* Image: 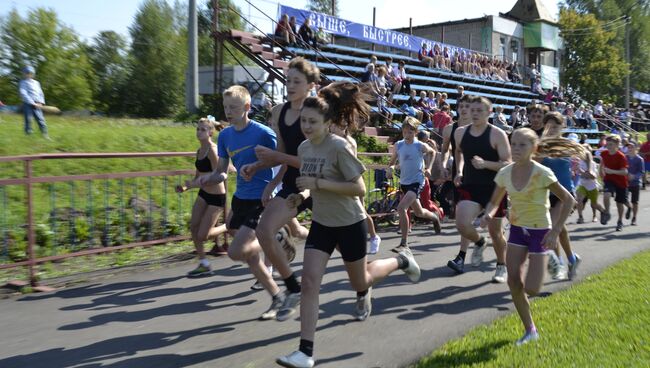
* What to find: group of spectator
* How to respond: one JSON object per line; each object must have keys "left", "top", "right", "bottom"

{"left": 417, "top": 42, "right": 521, "bottom": 83}
{"left": 275, "top": 14, "right": 330, "bottom": 49}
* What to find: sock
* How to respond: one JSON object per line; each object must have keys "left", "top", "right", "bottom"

{"left": 528, "top": 324, "right": 537, "bottom": 333}
{"left": 475, "top": 237, "right": 486, "bottom": 247}
{"left": 272, "top": 292, "right": 283, "bottom": 302}
{"left": 299, "top": 339, "right": 314, "bottom": 357}
{"left": 396, "top": 253, "right": 410, "bottom": 270}
{"left": 200, "top": 258, "right": 210, "bottom": 267}
{"left": 567, "top": 253, "right": 576, "bottom": 265}
{"left": 457, "top": 251, "right": 467, "bottom": 261}
{"left": 357, "top": 289, "right": 368, "bottom": 297}
{"left": 284, "top": 273, "right": 301, "bottom": 294}
{"left": 496, "top": 262, "right": 505, "bottom": 266}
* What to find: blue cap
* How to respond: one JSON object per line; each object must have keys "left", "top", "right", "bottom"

{"left": 23, "top": 66, "right": 35, "bottom": 74}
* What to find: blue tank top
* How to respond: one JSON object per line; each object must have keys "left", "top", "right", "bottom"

{"left": 396, "top": 139, "right": 425, "bottom": 185}
{"left": 542, "top": 157, "right": 575, "bottom": 193}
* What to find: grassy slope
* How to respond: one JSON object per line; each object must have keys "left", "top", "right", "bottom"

{"left": 414, "top": 250, "right": 650, "bottom": 368}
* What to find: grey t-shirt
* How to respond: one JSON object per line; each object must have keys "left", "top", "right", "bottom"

{"left": 298, "top": 133, "right": 366, "bottom": 227}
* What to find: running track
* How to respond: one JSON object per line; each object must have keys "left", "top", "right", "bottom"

{"left": 1, "top": 195, "right": 649, "bottom": 368}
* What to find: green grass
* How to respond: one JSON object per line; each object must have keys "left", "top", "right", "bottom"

{"left": 413, "top": 250, "right": 650, "bottom": 368}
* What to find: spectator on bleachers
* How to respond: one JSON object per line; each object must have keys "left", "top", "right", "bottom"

{"left": 442, "top": 46, "right": 452, "bottom": 71}
{"left": 298, "top": 18, "right": 317, "bottom": 49}
{"left": 519, "top": 106, "right": 529, "bottom": 126}
{"left": 492, "top": 106, "right": 511, "bottom": 133}
{"left": 275, "top": 14, "right": 296, "bottom": 46}
{"left": 633, "top": 105, "right": 647, "bottom": 131}
{"left": 361, "top": 63, "right": 377, "bottom": 84}
{"left": 431, "top": 43, "right": 443, "bottom": 70}
{"left": 527, "top": 63, "right": 540, "bottom": 85}
{"left": 564, "top": 105, "right": 576, "bottom": 128}
{"left": 452, "top": 51, "right": 463, "bottom": 74}
{"left": 508, "top": 62, "right": 522, "bottom": 83}
{"left": 593, "top": 100, "right": 605, "bottom": 117}
{"left": 418, "top": 42, "right": 435, "bottom": 69}
{"left": 433, "top": 105, "right": 452, "bottom": 134}
{"left": 510, "top": 106, "right": 523, "bottom": 129}
{"left": 404, "top": 89, "right": 423, "bottom": 121}
{"left": 376, "top": 87, "right": 393, "bottom": 125}
{"left": 456, "top": 85, "right": 465, "bottom": 99}
{"left": 532, "top": 77, "right": 545, "bottom": 97}
{"left": 375, "top": 66, "right": 393, "bottom": 103}
{"left": 383, "top": 57, "right": 395, "bottom": 94}
{"left": 438, "top": 93, "right": 449, "bottom": 109}
{"left": 426, "top": 91, "right": 437, "bottom": 111}
{"left": 289, "top": 16, "right": 299, "bottom": 35}
{"left": 315, "top": 27, "right": 330, "bottom": 45}
{"left": 417, "top": 90, "right": 433, "bottom": 123}
{"left": 395, "top": 60, "right": 411, "bottom": 94}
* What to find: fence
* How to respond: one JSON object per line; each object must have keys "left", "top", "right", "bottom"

{"left": 0, "top": 151, "right": 394, "bottom": 289}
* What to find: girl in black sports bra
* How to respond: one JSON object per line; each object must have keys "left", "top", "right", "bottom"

{"left": 177, "top": 117, "right": 227, "bottom": 277}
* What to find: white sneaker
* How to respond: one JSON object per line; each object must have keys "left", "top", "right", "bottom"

{"left": 398, "top": 248, "right": 421, "bottom": 283}
{"left": 354, "top": 287, "right": 372, "bottom": 321}
{"left": 260, "top": 294, "right": 284, "bottom": 320}
{"left": 492, "top": 264, "right": 507, "bottom": 283}
{"left": 276, "top": 291, "right": 301, "bottom": 321}
{"left": 368, "top": 235, "right": 381, "bottom": 255}
{"left": 276, "top": 350, "right": 314, "bottom": 368}
{"left": 548, "top": 253, "right": 566, "bottom": 280}
{"left": 568, "top": 254, "right": 582, "bottom": 280}
{"left": 471, "top": 238, "right": 487, "bottom": 267}
{"left": 516, "top": 330, "right": 539, "bottom": 346}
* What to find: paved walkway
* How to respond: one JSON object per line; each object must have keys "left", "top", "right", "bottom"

{"left": 1, "top": 195, "right": 649, "bottom": 368}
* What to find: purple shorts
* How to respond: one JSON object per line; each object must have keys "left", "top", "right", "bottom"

{"left": 508, "top": 225, "right": 550, "bottom": 254}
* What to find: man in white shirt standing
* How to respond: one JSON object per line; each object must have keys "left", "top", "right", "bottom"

{"left": 19, "top": 66, "right": 50, "bottom": 139}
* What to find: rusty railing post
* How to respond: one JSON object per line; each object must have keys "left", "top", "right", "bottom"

{"left": 25, "top": 159, "right": 37, "bottom": 286}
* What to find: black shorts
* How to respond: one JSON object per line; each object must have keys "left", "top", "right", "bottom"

{"left": 603, "top": 180, "right": 628, "bottom": 204}
{"left": 400, "top": 182, "right": 424, "bottom": 196}
{"left": 457, "top": 183, "right": 507, "bottom": 218}
{"left": 629, "top": 186, "right": 640, "bottom": 204}
{"left": 305, "top": 219, "right": 367, "bottom": 262}
{"left": 276, "top": 187, "right": 313, "bottom": 214}
{"left": 228, "top": 196, "right": 264, "bottom": 230}
{"left": 549, "top": 191, "right": 575, "bottom": 208}
{"left": 198, "top": 189, "right": 226, "bottom": 207}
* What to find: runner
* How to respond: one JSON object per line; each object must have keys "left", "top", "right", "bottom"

{"left": 526, "top": 103, "right": 548, "bottom": 138}
{"left": 575, "top": 149, "right": 606, "bottom": 225}
{"left": 240, "top": 57, "right": 320, "bottom": 321}
{"left": 193, "top": 85, "right": 284, "bottom": 320}
{"left": 625, "top": 142, "right": 644, "bottom": 226}
{"left": 539, "top": 111, "right": 583, "bottom": 280}
{"left": 599, "top": 135, "right": 629, "bottom": 232}
{"left": 481, "top": 128, "right": 576, "bottom": 346}
{"left": 276, "top": 82, "right": 421, "bottom": 368}
{"left": 453, "top": 96, "right": 511, "bottom": 283}
{"left": 177, "top": 117, "right": 227, "bottom": 277}
{"left": 387, "top": 116, "right": 440, "bottom": 253}
{"left": 441, "top": 94, "right": 473, "bottom": 273}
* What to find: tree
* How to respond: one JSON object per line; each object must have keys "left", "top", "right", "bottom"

{"left": 86, "top": 31, "right": 130, "bottom": 115}
{"left": 307, "top": 0, "right": 339, "bottom": 16}
{"left": 0, "top": 8, "right": 94, "bottom": 110}
{"left": 127, "top": 0, "right": 187, "bottom": 117}
{"left": 559, "top": 9, "right": 629, "bottom": 104}
{"left": 197, "top": 0, "right": 251, "bottom": 66}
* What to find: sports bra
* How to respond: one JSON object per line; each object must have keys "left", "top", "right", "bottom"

{"left": 195, "top": 150, "right": 212, "bottom": 172}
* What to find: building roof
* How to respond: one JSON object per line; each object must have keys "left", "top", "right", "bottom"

{"left": 504, "top": 0, "right": 556, "bottom": 24}
{"left": 393, "top": 16, "right": 488, "bottom": 32}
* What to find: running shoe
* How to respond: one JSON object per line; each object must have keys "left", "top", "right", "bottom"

{"left": 447, "top": 257, "right": 465, "bottom": 274}
{"left": 276, "top": 351, "right": 314, "bottom": 368}
{"left": 492, "top": 264, "right": 507, "bottom": 283}
{"left": 625, "top": 206, "right": 632, "bottom": 220}
{"left": 250, "top": 280, "right": 264, "bottom": 291}
{"left": 631, "top": 218, "right": 637, "bottom": 226}
{"left": 515, "top": 330, "right": 539, "bottom": 346}
{"left": 470, "top": 238, "right": 487, "bottom": 267}
{"left": 277, "top": 225, "right": 297, "bottom": 262}
{"left": 260, "top": 294, "right": 285, "bottom": 320}
{"left": 432, "top": 215, "right": 442, "bottom": 234}
{"left": 354, "top": 287, "right": 372, "bottom": 321}
{"left": 600, "top": 211, "right": 611, "bottom": 225}
{"left": 576, "top": 216, "right": 584, "bottom": 224}
{"left": 187, "top": 264, "right": 212, "bottom": 278}
{"left": 568, "top": 253, "right": 582, "bottom": 280}
{"left": 547, "top": 253, "right": 566, "bottom": 280}
{"left": 276, "top": 291, "right": 301, "bottom": 321}
{"left": 368, "top": 235, "right": 381, "bottom": 255}
{"left": 399, "top": 248, "right": 421, "bottom": 283}
{"left": 391, "top": 243, "right": 409, "bottom": 254}
{"left": 616, "top": 221, "right": 623, "bottom": 232}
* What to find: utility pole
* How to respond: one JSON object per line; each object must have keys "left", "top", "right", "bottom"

{"left": 331, "top": 0, "right": 336, "bottom": 44}
{"left": 187, "top": 0, "right": 199, "bottom": 113}
{"left": 625, "top": 15, "right": 631, "bottom": 111}
{"left": 372, "top": 7, "right": 376, "bottom": 52}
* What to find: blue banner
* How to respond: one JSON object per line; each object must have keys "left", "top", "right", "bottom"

{"left": 278, "top": 4, "right": 477, "bottom": 58}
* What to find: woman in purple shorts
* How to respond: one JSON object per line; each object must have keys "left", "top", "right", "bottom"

{"left": 481, "top": 128, "right": 576, "bottom": 346}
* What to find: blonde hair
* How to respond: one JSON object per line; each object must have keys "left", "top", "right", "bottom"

{"left": 198, "top": 117, "right": 225, "bottom": 132}
{"left": 606, "top": 135, "right": 621, "bottom": 144}
{"left": 223, "top": 85, "right": 251, "bottom": 105}
{"left": 512, "top": 127, "right": 539, "bottom": 145}
{"left": 402, "top": 116, "right": 420, "bottom": 131}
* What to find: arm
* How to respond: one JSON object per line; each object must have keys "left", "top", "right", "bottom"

{"left": 440, "top": 123, "right": 453, "bottom": 166}
{"left": 18, "top": 80, "right": 35, "bottom": 106}
{"left": 454, "top": 127, "right": 466, "bottom": 186}
{"left": 472, "top": 128, "right": 512, "bottom": 172}
{"left": 386, "top": 147, "right": 399, "bottom": 177}
{"left": 296, "top": 175, "right": 366, "bottom": 197}
{"left": 479, "top": 185, "right": 507, "bottom": 227}
{"left": 254, "top": 104, "right": 300, "bottom": 168}
{"left": 421, "top": 142, "right": 435, "bottom": 174}
{"left": 193, "top": 157, "right": 229, "bottom": 187}
{"left": 542, "top": 182, "right": 577, "bottom": 248}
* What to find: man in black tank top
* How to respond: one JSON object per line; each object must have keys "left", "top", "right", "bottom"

{"left": 440, "top": 95, "right": 473, "bottom": 274}
{"left": 453, "top": 97, "right": 511, "bottom": 283}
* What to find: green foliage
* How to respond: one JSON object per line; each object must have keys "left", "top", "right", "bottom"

{"left": 353, "top": 132, "right": 390, "bottom": 163}
{"left": 559, "top": 9, "right": 629, "bottom": 104}
{"left": 198, "top": 0, "right": 253, "bottom": 67}
{"left": 0, "top": 8, "right": 94, "bottom": 110}
{"left": 86, "top": 31, "right": 130, "bottom": 115}
{"left": 414, "top": 249, "right": 650, "bottom": 367}
{"left": 306, "top": 0, "right": 339, "bottom": 16}
{"left": 126, "top": 0, "right": 187, "bottom": 117}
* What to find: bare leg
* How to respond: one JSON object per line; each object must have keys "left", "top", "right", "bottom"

{"left": 300, "top": 249, "right": 330, "bottom": 342}
{"left": 228, "top": 226, "right": 280, "bottom": 297}
{"left": 255, "top": 196, "right": 298, "bottom": 279}
{"left": 506, "top": 244, "right": 534, "bottom": 331}
{"left": 488, "top": 217, "right": 507, "bottom": 264}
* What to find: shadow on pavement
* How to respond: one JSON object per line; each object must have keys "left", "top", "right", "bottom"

{"left": 413, "top": 340, "right": 510, "bottom": 367}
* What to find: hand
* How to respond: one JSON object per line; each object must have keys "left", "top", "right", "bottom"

{"left": 255, "top": 145, "right": 277, "bottom": 165}
{"left": 471, "top": 155, "right": 485, "bottom": 170}
{"left": 296, "top": 176, "right": 318, "bottom": 191}
{"left": 424, "top": 168, "right": 432, "bottom": 178}
{"left": 240, "top": 163, "right": 256, "bottom": 181}
{"left": 454, "top": 174, "right": 463, "bottom": 187}
{"left": 261, "top": 182, "right": 276, "bottom": 207}
{"left": 286, "top": 193, "right": 304, "bottom": 209}
{"left": 175, "top": 185, "right": 187, "bottom": 193}
{"left": 184, "top": 179, "right": 196, "bottom": 189}
{"left": 541, "top": 229, "right": 560, "bottom": 250}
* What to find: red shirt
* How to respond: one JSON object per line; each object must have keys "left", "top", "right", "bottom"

{"left": 433, "top": 111, "right": 451, "bottom": 130}
{"left": 639, "top": 141, "right": 650, "bottom": 163}
{"left": 600, "top": 150, "right": 628, "bottom": 188}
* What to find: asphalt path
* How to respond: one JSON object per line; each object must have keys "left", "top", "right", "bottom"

{"left": 1, "top": 194, "right": 649, "bottom": 368}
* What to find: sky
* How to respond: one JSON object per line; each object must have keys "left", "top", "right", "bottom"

{"left": 0, "top": 0, "right": 560, "bottom": 42}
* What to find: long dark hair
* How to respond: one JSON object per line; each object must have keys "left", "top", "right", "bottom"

{"left": 302, "top": 81, "right": 371, "bottom": 133}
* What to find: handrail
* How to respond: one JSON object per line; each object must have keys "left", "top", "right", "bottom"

{"left": 0, "top": 152, "right": 195, "bottom": 163}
